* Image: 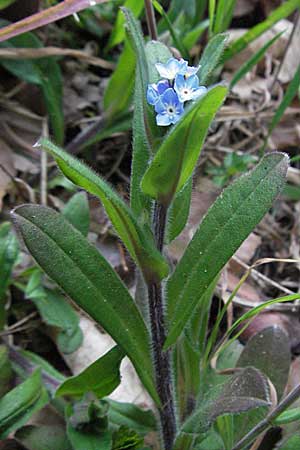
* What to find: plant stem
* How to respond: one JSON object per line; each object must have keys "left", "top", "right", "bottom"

{"left": 232, "top": 383, "right": 300, "bottom": 450}
{"left": 148, "top": 203, "right": 177, "bottom": 450}
{"left": 144, "top": 0, "right": 158, "bottom": 40}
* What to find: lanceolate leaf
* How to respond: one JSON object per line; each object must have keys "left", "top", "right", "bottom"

{"left": 62, "top": 191, "right": 90, "bottom": 237}
{"left": 141, "top": 85, "right": 227, "bottom": 207}
{"left": 166, "top": 178, "right": 192, "bottom": 243}
{"left": 166, "top": 153, "right": 289, "bottom": 348}
{"left": 198, "top": 33, "right": 228, "bottom": 84}
{"left": 12, "top": 205, "right": 158, "bottom": 404}
{"left": 37, "top": 139, "right": 168, "bottom": 282}
{"left": 56, "top": 346, "right": 125, "bottom": 399}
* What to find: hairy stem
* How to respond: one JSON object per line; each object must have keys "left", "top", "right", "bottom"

{"left": 144, "top": 0, "right": 158, "bottom": 40}
{"left": 232, "top": 383, "right": 300, "bottom": 450}
{"left": 148, "top": 203, "right": 177, "bottom": 450}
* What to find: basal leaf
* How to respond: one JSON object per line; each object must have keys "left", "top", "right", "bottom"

{"left": 12, "top": 205, "right": 158, "bottom": 404}
{"left": 237, "top": 326, "right": 290, "bottom": 399}
{"left": 141, "top": 85, "right": 227, "bottom": 206}
{"left": 62, "top": 191, "right": 90, "bottom": 236}
{"left": 37, "top": 138, "right": 168, "bottom": 282}
{"left": 0, "top": 369, "right": 49, "bottom": 438}
{"left": 56, "top": 346, "right": 125, "bottom": 399}
{"left": 15, "top": 424, "right": 72, "bottom": 450}
{"left": 180, "top": 367, "right": 270, "bottom": 436}
{"left": 166, "top": 153, "right": 289, "bottom": 348}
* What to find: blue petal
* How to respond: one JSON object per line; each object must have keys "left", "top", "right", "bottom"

{"left": 161, "top": 88, "right": 180, "bottom": 107}
{"left": 175, "top": 101, "right": 184, "bottom": 115}
{"left": 156, "top": 79, "right": 170, "bottom": 94}
{"left": 154, "top": 97, "right": 166, "bottom": 114}
{"left": 156, "top": 113, "right": 172, "bottom": 126}
{"left": 147, "top": 84, "right": 159, "bottom": 105}
{"left": 174, "top": 74, "right": 185, "bottom": 90}
{"left": 191, "top": 86, "right": 207, "bottom": 100}
{"left": 186, "top": 74, "right": 199, "bottom": 89}
{"left": 155, "top": 58, "right": 188, "bottom": 79}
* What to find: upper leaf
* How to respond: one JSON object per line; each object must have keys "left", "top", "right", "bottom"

{"left": 198, "top": 33, "right": 228, "bottom": 84}
{"left": 12, "top": 205, "right": 158, "bottom": 404}
{"left": 166, "top": 153, "right": 289, "bottom": 348}
{"left": 141, "top": 85, "right": 227, "bottom": 206}
{"left": 37, "top": 138, "right": 168, "bottom": 283}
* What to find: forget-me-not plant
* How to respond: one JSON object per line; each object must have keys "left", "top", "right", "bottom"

{"left": 147, "top": 57, "right": 207, "bottom": 126}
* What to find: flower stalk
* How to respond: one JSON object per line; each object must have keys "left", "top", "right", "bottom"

{"left": 147, "top": 203, "right": 177, "bottom": 450}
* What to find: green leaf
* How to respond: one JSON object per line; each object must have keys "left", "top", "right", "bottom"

{"left": 12, "top": 204, "right": 158, "bottom": 403}
{"left": 112, "top": 426, "right": 144, "bottom": 450}
{"left": 175, "top": 367, "right": 270, "bottom": 446}
{"left": 277, "top": 435, "right": 300, "bottom": 450}
{"left": 182, "top": 19, "right": 209, "bottom": 51}
{"left": 198, "top": 33, "right": 228, "bottom": 84}
{"left": 141, "top": 85, "right": 227, "bottom": 206}
{"left": 62, "top": 191, "right": 90, "bottom": 236}
{"left": 265, "top": 63, "right": 300, "bottom": 146}
{"left": 0, "top": 222, "right": 19, "bottom": 328}
{"left": 25, "top": 270, "right": 83, "bottom": 354}
{"left": 37, "top": 138, "right": 168, "bottom": 283}
{"left": 15, "top": 425, "right": 72, "bottom": 450}
{"left": 0, "top": 369, "right": 49, "bottom": 438}
{"left": 166, "top": 153, "right": 289, "bottom": 348}
{"left": 224, "top": 0, "right": 300, "bottom": 62}
{"left": 237, "top": 326, "right": 291, "bottom": 399}
{"left": 108, "top": 400, "right": 156, "bottom": 435}
{"left": 107, "top": 0, "right": 144, "bottom": 49}
{"left": 0, "top": 345, "right": 13, "bottom": 398}
{"left": 56, "top": 346, "right": 125, "bottom": 399}
{"left": 230, "top": 31, "right": 283, "bottom": 89}
{"left": 0, "top": 0, "right": 16, "bottom": 9}
{"left": 0, "top": 22, "right": 64, "bottom": 144}
{"left": 166, "top": 178, "right": 192, "bottom": 243}
{"left": 103, "top": 40, "right": 136, "bottom": 119}
{"left": 213, "top": 0, "right": 236, "bottom": 35}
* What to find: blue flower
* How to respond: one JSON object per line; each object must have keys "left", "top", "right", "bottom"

{"left": 185, "top": 64, "right": 201, "bottom": 77}
{"left": 154, "top": 88, "right": 184, "bottom": 126}
{"left": 146, "top": 79, "right": 169, "bottom": 105}
{"left": 155, "top": 58, "right": 188, "bottom": 80}
{"left": 174, "top": 74, "right": 207, "bottom": 103}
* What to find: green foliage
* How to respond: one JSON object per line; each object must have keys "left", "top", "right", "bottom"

{"left": 15, "top": 425, "right": 72, "bottom": 450}
{"left": 108, "top": 400, "right": 156, "bottom": 435}
{"left": 0, "top": 0, "right": 16, "bottom": 9}
{"left": 141, "top": 85, "right": 227, "bottom": 206}
{"left": 37, "top": 138, "right": 168, "bottom": 282}
{"left": 230, "top": 31, "right": 283, "bottom": 89}
{"left": 0, "top": 22, "right": 64, "bottom": 144}
{"left": 265, "top": 64, "right": 300, "bottom": 148}
{"left": 206, "top": 153, "right": 256, "bottom": 187}
{"left": 198, "top": 33, "right": 228, "bottom": 84}
{"left": 25, "top": 270, "right": 83, "bottom": 354}
{"left": 212, "top": 0, "right": 237, "bottom": 35}
{"left": 0, "top": 222, "right": 19, "bottom": 329}
{"left": 107, "top": 0, "right": 144, "bottom": 49}
{"left": 166, "top": 153, "right": 289, "bottom": 347}
{"left": 224, "top": 0, "right": 300, "bottom": 62}
{"left": 0, "top": 369, "right": 49, "bottom": 438}
{"left": 166, "top": 178, "right": 192, "bottom": 243}
{"left": 62, "top": 191, "right": 90, "bottom": 237}
{"left": 277, "top": 435, "right": 300, "bottom": 450}
{"left": 56, "top": 346, "right": 125, "bottom": 399}
{"left": 12, "top": 204, "right": 158, "bottom": 403}
{"left": 0, "top": 346, "right": 13, "bottom": 398}
{"left": 104, "top": 40, "right": 136, "bottom": 120}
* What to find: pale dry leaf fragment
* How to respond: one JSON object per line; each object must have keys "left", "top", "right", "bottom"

{"left": 63, "top": 315, "right": 153, "bottom": 409}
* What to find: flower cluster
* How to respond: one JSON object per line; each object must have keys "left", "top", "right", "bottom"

{"left": 147, "top": 57, "right": 207, "bottom": 127}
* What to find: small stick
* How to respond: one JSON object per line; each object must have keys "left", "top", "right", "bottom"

{"left": 144, "top": 0, "right": 158, "bottom": 40}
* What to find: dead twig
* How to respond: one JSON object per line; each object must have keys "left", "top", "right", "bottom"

{"left": 0, "top": 47, "right": 115, "bottom": 70}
